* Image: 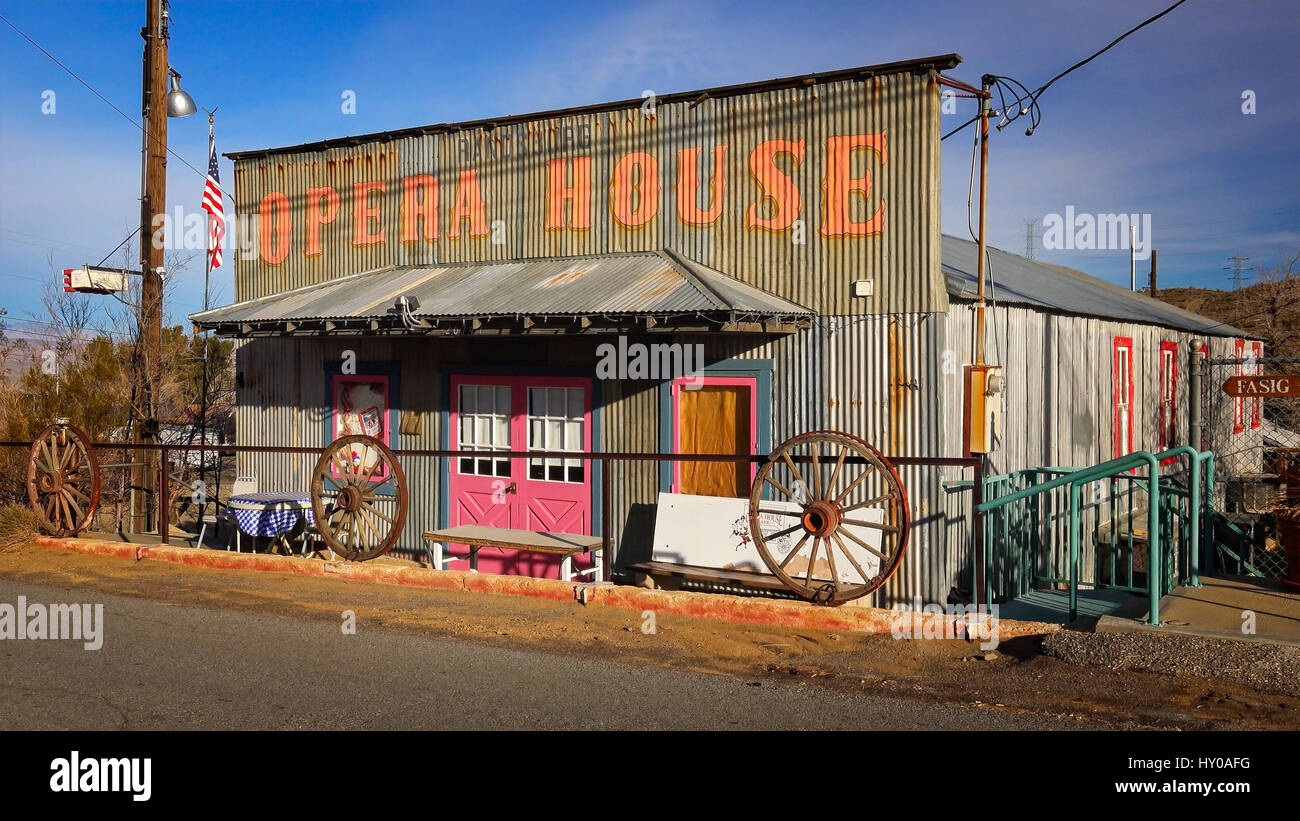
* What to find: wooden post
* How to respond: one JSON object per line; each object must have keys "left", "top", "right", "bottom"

{"left": 133, "top": 0, "right": 168, "bottom": 534}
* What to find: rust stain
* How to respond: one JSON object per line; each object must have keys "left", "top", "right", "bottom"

{"left": 631, "top": 267, "right": 679, "bottom": 301}
{"left": 541, "top": 267, "right": 593, "bottom": 287}
{"left": 889, "top": 316, "right": 905, "bottom": 455}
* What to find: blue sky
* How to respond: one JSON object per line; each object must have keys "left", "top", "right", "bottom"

{"left": 1, "top": 0, "right": 1297, "bottom": 331}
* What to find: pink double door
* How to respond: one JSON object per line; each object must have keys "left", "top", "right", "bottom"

{"left": 447, "top": 374, "right": 593, "bottom": 577}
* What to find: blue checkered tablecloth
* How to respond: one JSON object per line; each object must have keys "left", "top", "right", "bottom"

{"left": 227, "top": 492, "right": 315, "bottom": 538}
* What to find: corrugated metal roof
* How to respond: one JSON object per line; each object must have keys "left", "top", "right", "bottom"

{"left": 941, "top": 235, "right": 1249, "bottom": 337}
{"left": 225, "top": 54, "right": 963, "bottom": 160}
{"left": 190, "top": 250, "right": 811, "bottom": 330}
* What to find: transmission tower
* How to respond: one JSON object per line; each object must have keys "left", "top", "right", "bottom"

{"left": 1226, "top": 255, "right": 1250, "bottom": 290}
{"left": 1024, "top": 219, "right": 1041, "bottom": 260}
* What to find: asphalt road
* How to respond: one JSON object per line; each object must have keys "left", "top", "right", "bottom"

{"left": 0, "top": 578, "right": 1092, "bottom": 730}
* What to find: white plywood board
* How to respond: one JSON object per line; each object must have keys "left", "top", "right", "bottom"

{"left": 651, "top": 492, "right": 883, "bottom": 583}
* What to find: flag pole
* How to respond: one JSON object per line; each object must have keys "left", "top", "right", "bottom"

{"left": 199, "top": 107, "right": 215, "bottom": 527}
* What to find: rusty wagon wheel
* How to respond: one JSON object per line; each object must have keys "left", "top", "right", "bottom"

{"left": 310, "top": 435, "right": 408, "bottom": 562}
{"left": 748, "top": 430, "right": 909, "bottom": 605}
{"left": 26, "top": 422, "right": 100, "bottom": 537}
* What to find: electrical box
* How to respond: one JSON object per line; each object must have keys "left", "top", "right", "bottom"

{"left": 963, "top": 364, "right": 1003, "bottom": 455}
{"left": 851, "top": 279, "right": 874, "bottom": 298}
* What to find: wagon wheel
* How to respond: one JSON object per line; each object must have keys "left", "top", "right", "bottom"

{"left": 748, "top": 430, "right": 909, "bottom": 605}
{"left": 27, "top": 423, "right": 100, "bottom": 537}
{"left": 310, "top": 435, "right": 407, "bottom": 561}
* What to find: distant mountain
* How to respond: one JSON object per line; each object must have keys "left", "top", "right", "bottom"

{"left": 1153, "top": 279, "right": 1300, "bottom": 357}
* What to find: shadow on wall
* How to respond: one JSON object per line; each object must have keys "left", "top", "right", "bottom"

{"left": 617, "top": 502, "right": 657, "bottom": 572}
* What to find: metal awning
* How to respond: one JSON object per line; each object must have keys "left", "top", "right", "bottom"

{"left": 191, "top": 250, "right": 812, "bottom": 337}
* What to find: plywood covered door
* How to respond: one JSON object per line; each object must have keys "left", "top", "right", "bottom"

{"left": 672, "top": 376, "right": 757, "bottom": 498}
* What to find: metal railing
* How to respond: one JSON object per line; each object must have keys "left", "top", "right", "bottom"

{"left": 975, "top": 447, "right": 1214, "bottom": 625}
{"left": 3, "top": 438, "right": 981, "bottom": 585}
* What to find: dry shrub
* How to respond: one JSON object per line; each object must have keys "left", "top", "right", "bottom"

{"left": 0, "top": 503, "right": 39, "bottom": 552}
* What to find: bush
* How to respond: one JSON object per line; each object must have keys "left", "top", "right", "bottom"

{"left": 0, "top": 503, "right": 40, "bottom": 552}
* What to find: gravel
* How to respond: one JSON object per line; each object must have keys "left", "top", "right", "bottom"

{"left": 1042, "top": 629, "right": 1300, "bottom": 697}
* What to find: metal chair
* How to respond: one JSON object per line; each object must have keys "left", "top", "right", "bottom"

{"left": 196, "top": 475, "right": 258, "bottom": 550}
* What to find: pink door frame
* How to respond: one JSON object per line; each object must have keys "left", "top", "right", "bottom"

{"left": 447, "top": 373, "right": 594, "bottom": 577}
{"left": 669, "top": 375, "right": 758, "bottom": 493}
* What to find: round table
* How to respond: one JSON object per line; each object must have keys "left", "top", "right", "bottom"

{"left": 227, "top": 492, "right": 317, "bottom": 555}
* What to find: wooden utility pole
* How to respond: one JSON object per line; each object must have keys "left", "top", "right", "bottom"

{"left": 132, "top": 0, "right": 168, "bottom": 533}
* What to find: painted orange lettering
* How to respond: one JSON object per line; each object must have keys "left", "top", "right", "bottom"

{"left": 448, "top": 170, "right": 489, "bottom": 239}
{"left": 746, "top": 140, "right": 804, "bottom": 232}
{"left": 259, "top": 191, "right": 291, "bottom": 265}
{"left": 352, "top": 181, "right": 386, "bottom": 246}
{"left": 545, "top": 157, "right": 592, "bottom": 230}
{"left": 610, "top": 152, "right": 660, "bottom": 229}
{"left": 675, "top": 146, "right": 727, "bottom": 226}
{"left": 304, "top": 187, "right": 339, "bottom": 257}
{"left": 400, "top": 174, "right": 438, "bottom": 244}
{"left": 821, "top": 132, "right": 887, "bottom": 237}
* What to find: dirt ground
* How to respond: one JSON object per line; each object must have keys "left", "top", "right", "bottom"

{"left": 2, "top": 542, "right": 1296, "bottom": 729}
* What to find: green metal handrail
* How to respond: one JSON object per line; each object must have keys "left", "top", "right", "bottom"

{"left": 975, "top": 447, "right": 1214, "bottom": 625}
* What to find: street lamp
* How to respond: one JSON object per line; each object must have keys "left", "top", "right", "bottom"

{"left": 166, "top": 68, "right": 196, "bottom": 117}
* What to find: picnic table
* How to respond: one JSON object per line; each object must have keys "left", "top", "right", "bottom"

{"left": 227, "top": 492, "right": 317, "bottom": 555}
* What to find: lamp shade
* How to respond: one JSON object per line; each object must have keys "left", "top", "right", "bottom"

{"left": 167, "top": 71, "right": 197, "bottom": 118}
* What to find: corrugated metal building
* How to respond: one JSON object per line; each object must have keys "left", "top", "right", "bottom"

{"left": 192, "top": 53, "right": 1256, "bottom": 606}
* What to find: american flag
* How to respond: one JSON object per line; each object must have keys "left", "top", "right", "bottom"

{"left": 201, "top": 123, "right": 225, "bottom": 270}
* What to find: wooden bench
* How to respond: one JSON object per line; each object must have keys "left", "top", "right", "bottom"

{"left": 422, "top": 525, "right": 605, "bottom": 583}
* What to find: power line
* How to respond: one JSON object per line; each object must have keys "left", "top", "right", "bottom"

{"left": 1032, "top": 0, "right": 1189, "bottom": 107}
{"left": 991, "top": 0, "right": 1190, "bottom": 136}
{"left": 0, "top": 12, "right": 233, "bottom": 201}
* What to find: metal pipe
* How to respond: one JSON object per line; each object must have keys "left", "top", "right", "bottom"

{"left": 1069, "top": 482, "right": 1080, "bottom": 621}
{"left": 600, "top": 455, "right": 611, "bottom": 582}
{"left": 1189, "top": 342, "right": 1204, "bottom": 451}
{"left": 974, "top": 76, "right": 991, "bottom": 366}
{"left": 0, "top": 440, "right": 979, "bottom": 468}
{"left": 158, "top": 447, "right": 169, "bottom": 545}
{"left": 972, "top": 459, "right": 985, "bottom": 608}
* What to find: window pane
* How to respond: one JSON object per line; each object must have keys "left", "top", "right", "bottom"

{"left": 548, "top": 389, "right": 564, "bottom": 418}
{"left": 495, "top": 386, "right": 510, "bottom": 415}
{"left": 495, "top": 459, "right": 510, "bottom": 477}
{"left": 530, "top": 388, "right": 545, "bottom": 416}
{"left": 459, "top": 457, "right": 473, "bottom": 474}
{"left": 459, "top": 385, "right": 475, "bottom": 415}
{"left": 493, "top": 416, "right": 509, "bottom": 448}
{"left": 477, "top": 385, "right": 493, "bottom": 414}
{"left": 548, "top": 464, "right": 563, "bottom": 481}
{"left": 567, "top": 463, "right": 583, "bottom": 483}
{"left": 567, "top": 388, "right": 583, "bottom": 420}
{"left": 547, "top": 419, "right": 562, "bottom": 447}
{"left": 475, "top": 416, "right": 489, "bottom": 444}
{"left": 529, "top": 419, "right": 544, "bottom": 449}
{"left": 565, "top": 420, "right": 582, "bottom": 450}
{"left": 458, "top": 417, "right": 472, "bottom": 447}
{"left": 529, "top": 461, "right": 544, "bottom": 480}
{"left": 477, "top": 458, "right": 491, "bottom": 475}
